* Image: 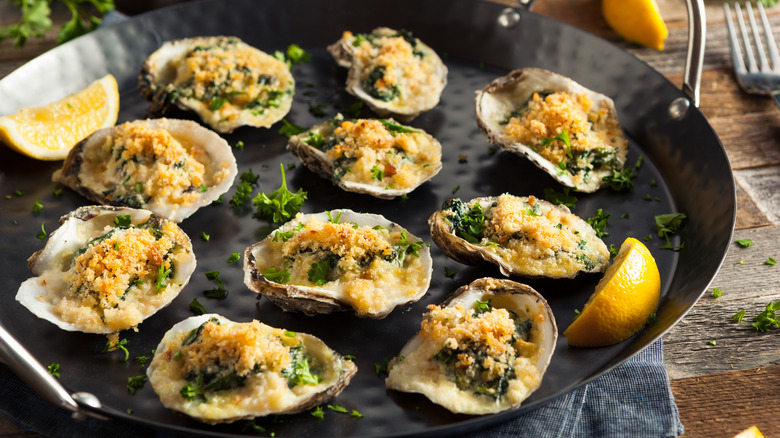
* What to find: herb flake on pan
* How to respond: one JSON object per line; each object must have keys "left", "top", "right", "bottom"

{"left": 204, "top": 271, "right": 228, "bottom": 299}
{"left": 736, "top": 239, "right": 754, "bottom": 248}
{"left": 655, "top": 213, "right": 687, "bottom": 250}
{"left": 543, "top": 187, "right": 577, "bottom": 210}
{"left": 103, "top": 338, "right": 129, "bottom": 362}
{"left": 227, "top": 252, "right": 241, "bottom": 263}
{"left": 586, "top": 209, "right": 611, "bottom": 238}
{"left": 127, "top": 375, "right": 147, "bottom": 395}
{"left": 189, "top": 297, "right": 207, "bottom": 315}
{"left": 602, "top": 167, "right": 637, "bottom": 191}
{"left": 47, "top": 363, "right": 60, "bottom": 378}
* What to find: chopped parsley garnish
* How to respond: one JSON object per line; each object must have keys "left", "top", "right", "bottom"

{"left": 732, "top": 310, "right": 747, "bottom": 323}
{"left": 231, "top": 181, "right": 254, "bottom": 210}
{"left": 311, "top": 406, "right": 325, "bottom": 420}
{"left": 278, "top": 119, "right": 306, "bottom": 138}
{"left": 446, "top": 199, "right": 486, "bottom": 244}
{"left": 200, "top": 183, "right": 208, "bottom": 193}
{"left": 543, "top": 187, "right": 577, "bottom": 210}
{"left": 343, "top": 101, "right": 364, "bottom": 118}
{"left": 227, "top": 252, "right": 241, "bottom": 263}
{"left": 540, "top": 129, "right": 572, "bottom": 158}
{"left": 242, "top": 421, "right": 266, "bottom": 433}
{"left": 444, "top": 266, "right": 457, "bottom": 279}
{"left": 304, "top": 132, "right": 325, "bottom": 148}
{"left": 350, "top": 410, "right": 364, "bottom": 419}
{"left": 286, "top": 44, "right": 310, "bottom": 64}
{"left": 452, "top": 185, "right": 460, "bottom": 194}
{"left": 634, "top": 155, "right": 644, "bottom": 169}
{"left": 708, "top": 340, "right": 716, "bottom": 346}
{"left": 156, "top": 263, "right": 172, "bottom": 292}
{"left": 253, "top": 164, "right": 307, "bottom": 223}
{"left": 371, "top": 164, "right": 384, "bottom": 181}
{"left": 586, "top": 209, "right": 611, "bottom": 238}
{"left": 643, "top": 194, "right": 652, "bottom": 201}
{"left": 234, "top": 140, "right": 245, "bottom": 149}
{"left": 736, "top": 239, "right": 754, "bottom": 248}
{"left": 655, "top": 213, "right": 687, "bottom": 250}
{"left": 621, "top": 212, "right": 630, "bottom": 219}
{"left": 609, "top": 244, "right": 619, "bottom": 258}
{"left": 766, "top": 257, "right": 777, "bottom": 266}
{"left": 602, "top": 167, "right": 637, "bottom": 191}
{"left": 102, "top": 338, "right": 129, "bottom": 362}
{"left": 379, "top": 119, "right": 420, "bottom": 134}
{"left": 36, "top": 223, "right": 46, "bottom": 239}
{"left": 474, "top": 299, "right": 492, "bottom": 316}
{"left": 241, "top": 168, "right": 260, "bottom": 185}
{"left": 200, "top": 232, "right": 210, "bottom": 242}
{"left": 327, "top": 404, "right": 348, "bottom": 414}
{"left": 204, "top": 271, "right": 228, "bottom": 299}
{"left": 284, "top": 331, "right": 296, "bottom": 337}
{"left": 209, "top": 98, "right": 227, "bottom": 110}
{"left": 212, "top": 195, "right": 223, "bottom": 205}
{"left": 263, "top": 267, "right": 290, "bottom": 283}
{"left": 47, "top": 363, "right": 60, "bottom": 378}
{"left": 180, "top": 381, "right": 202, "bottom": 401}
{"left": 114, "top": 215, "right": 132, "bottom": 227}
{"left": 374, "top": 358, "right": 389, "bottom": 376}
{"left": 751, "top": 300, "right": 780, "bottom": 332}
{"left": 643, "top": 234, "right": 653, "bottom": 241}
{"left": 713, "top": 288, "right": 722, "bottom": 299}
{"left": 646, "top": 312, "right": 657, "bottom": 325}
{"left": 14, "top": 190, "right": 24, "bottom": 197}
{"left": 650, "top": 179, "right": 658, "bottom": 187}
{"left": 127, "top": 375, "right": 147, "bottom": 395}
{"left": 189, "top": 297, "right": 207, "bottom": 315}
{"left": 326, "top": 210, "right": 342, "bottom": 223}
{"left": 32, "top": 200, "right": 42, "bottom": 214}
{"left": 308, "top": 259, "right": 332, "bottom": 285}
{"left": 52, "top": 187, "right": 63, "bottom": 197}
{"left": 135, "top": 355, "right": 150, "bottom": 367}
{"left": 282, "top": 346, "right": 322, "bottom": 388}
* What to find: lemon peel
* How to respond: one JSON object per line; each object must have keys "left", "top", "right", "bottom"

{"left": 602, "top": 0, "right": 669, "bottom": 51}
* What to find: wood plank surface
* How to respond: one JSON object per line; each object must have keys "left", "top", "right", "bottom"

{"left": 2, "top": 1, "right": 780, "bottom": 437}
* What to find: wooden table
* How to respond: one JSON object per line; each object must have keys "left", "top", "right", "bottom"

{"left": 1, "top": 1, "right": 778, "bottom": 436}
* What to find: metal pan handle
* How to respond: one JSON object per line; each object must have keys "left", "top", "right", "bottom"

{"left": 683, "top": 0, "right": 706, "bottom": 107}
{"left": 0, "top": 322, "right": 103, "bottom": 420}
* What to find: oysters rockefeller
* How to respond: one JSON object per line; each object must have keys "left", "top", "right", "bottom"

{"left": 386, "top": 278, "right": 557, "bottom": 415}
{"left": 475, "top": 68, "right": 629, "bottom": 192}
{"left": 53, "top": 119, "right": 237, "bottom": 222}
{"left": 328, "top": 27, "right": 448, "bottom": 121}
{"left": 16, "top": 206, "right": 195, "bottom": 334}
{"left": 287, "top": 116, "right": 442, "bottom": 199}
{"left": 148, "top": 314, "right": 356, "bottom": 424}
{"left": 139, "top": 36, "right": 294, "bottom": 133}
{"left": 244, "top": 209, "right": 433, "bottom": 318}
{"left": 429, "top": 194, "right": 609, "bottom": 279}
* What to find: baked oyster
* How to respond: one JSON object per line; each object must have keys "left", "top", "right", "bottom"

{"left": 16, "top": 205, "right": 195, "bottom": 334}
{"left": 386, "top": 277, "right": 557, "bottom": 414}
{"left": 328, "top": 27, "right": 448, "bottom": 121}
{"left": 244, "top": 209, "right": 432, "bottom": 318}
{"left": 147, "top": 314, "right": 357, "bottom": 424}
{"left": 139, "top": 36, "right": 294, "bottom": 133}
{"left": 53, "top": 118, "right": 237, "bottom": 222}
{"left": 429, "top": 194, "right": 609, "bottom": 279}
{"left": 475, "top": 68, "right": 629, "bottom": 192}
{"left": 287, "top": 116, "right": 442, "bottom": 199}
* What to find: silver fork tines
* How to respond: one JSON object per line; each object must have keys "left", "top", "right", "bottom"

{"left": 724, "top": 1, "right": 780, "bottom": 110}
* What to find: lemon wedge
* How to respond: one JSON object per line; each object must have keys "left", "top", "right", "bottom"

{"left": 564, "top": 237, "right": 661, "bottom": 347}
{"left": 0, "top": 74, "right": 119, "bottom": 161}
{"left": 734, "top": 426, "right": 764, "bottom": 438}
{"left": 602, "top": 0, "right": 668, "bottom": 51}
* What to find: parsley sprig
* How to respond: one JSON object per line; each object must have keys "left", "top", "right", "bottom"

{"left": 655, "top": 213, "right": 687, "bottom": 250}
{"left": 253, "top": 164, "right": 307, "bottom": 223}
{"left": 1, "top": 0, "right": 114, "bottom": 47}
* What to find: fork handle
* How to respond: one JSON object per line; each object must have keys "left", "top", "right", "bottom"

{"left": 683, "top": 0, "right": 706, "bottom": 107}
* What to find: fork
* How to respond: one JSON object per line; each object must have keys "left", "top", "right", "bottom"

{"left": 724, "top": 1, "right": 780, "bottom": 110}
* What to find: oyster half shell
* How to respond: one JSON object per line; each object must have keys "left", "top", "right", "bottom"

{"left": 244, "top": 209, "right": 433, "bottom": 318}
{"left": 16, "top": 205, "right": 195, "bottom": 334}
{"left": 429, "top": 194, "right": 609, "bottom": 279}
{"left": 475, "top": 68, "right": 629, "bottom": 192}
{"left": 386, "top": 277, "right": 557, "bottom": 414}
{"left": 147, "top": 314, "right": 357, "bottom": 424}
{"left": 287, "top": 116, "right": 442, "bottom": 199}
{"left": 53, "top": 118, "right": 238, "bottom": 222}
{"left": 328, "top": 27, "right": 448, "bottom": 121}
{"left": 139, "top": 36, "right": 294, "bottom": 133}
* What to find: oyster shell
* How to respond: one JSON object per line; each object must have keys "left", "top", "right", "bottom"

{"left": 475, "top": 68, "right": 629, "bottom": 192}
{"left": 244, "top": 209, "right": 432, "bottom": 318}
{"left": 287, "top": 116, "right": 442, "bottom": 199}
{"left": 386, "top": 277, "right": 557, "bottom": 414}
{"left": 147, "top": 314, "right": 357, "bottom": 424}
{"left": 16, "top": 205, "right": 195, "bottom": 334}
{"left": 429, "top": 194, "right": 609, "bottom": 279}
{"left": 328, "top": 27, "right": 448, "bottom": 121}
{"left": 139, "top": 36, "right": 294, "bottom": 133}
{"left": 53, "top": 118, "right": 237, "bottom": 222}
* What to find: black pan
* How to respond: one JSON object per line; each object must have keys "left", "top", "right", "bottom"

{"left": 0, "top": 0, "right": 734, "bottom": 436}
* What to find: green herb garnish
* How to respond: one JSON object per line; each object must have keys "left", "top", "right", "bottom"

{"left": 586, "top": 209, "right": 611, "bottom": 238}
{"left": 47, "top": 363, "right": 60, "bottom": 378}
{"left": 204, "top": 271, "right": 228, "bottom": 299}
{"left": 102, "top": 338, "right": 129, "bottom": 362}
{"left": 713, "top": 288, "right": 723, "bottom": 299}
{"left": 736, "top": 239, "right": 754, "bottom": 248}
{"left": 602, "top": 167, "right": 637, "bottom": 191}
{"left": 543, "top": 187, "right": 577, "bottom": 210}
{"left": 253, "top": 164, "right": 307, "bottom": 223}
{"left": 36, "top": 223, "right": 46, "bottom": 239}
{"left": 114, "top": 215, "right": 132, "bottom": 227}
{"left": 540, "top": 129, "right": 572, "bottom": 158}
{"left": 263, "top": 267, "right": 291, "bottom": 283}
{"left": 278, "top": 119, "right": 306, "bottom": 138}
{"left": 127, "top": 375, "right": 147, "bottom": 395}
{"left": 32, "top": 200, "right": 43, "bottom": 214}
{"left": 655, "top": 213, "right": 687, "bottom": 250}
{"left": 227, "top": 252, "right": 240, "bottom": 263}
{"left": 156, "top": 263, "right": 172, "bottom": 292}
{"left": 189, "top": 297, "right": 207, "bottom": 315}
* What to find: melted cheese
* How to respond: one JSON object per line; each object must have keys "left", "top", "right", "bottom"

{"left": 47, "top": 216, "right": 192, "bottom": 332}
{"left": 322, "top": 118, "right": 441, "bottom": 190}
{"left": 259, "top": 215, "right": 428, "bottom": 316}
{"left": 77, "top": 122, "right": 231, "bottom": 211}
